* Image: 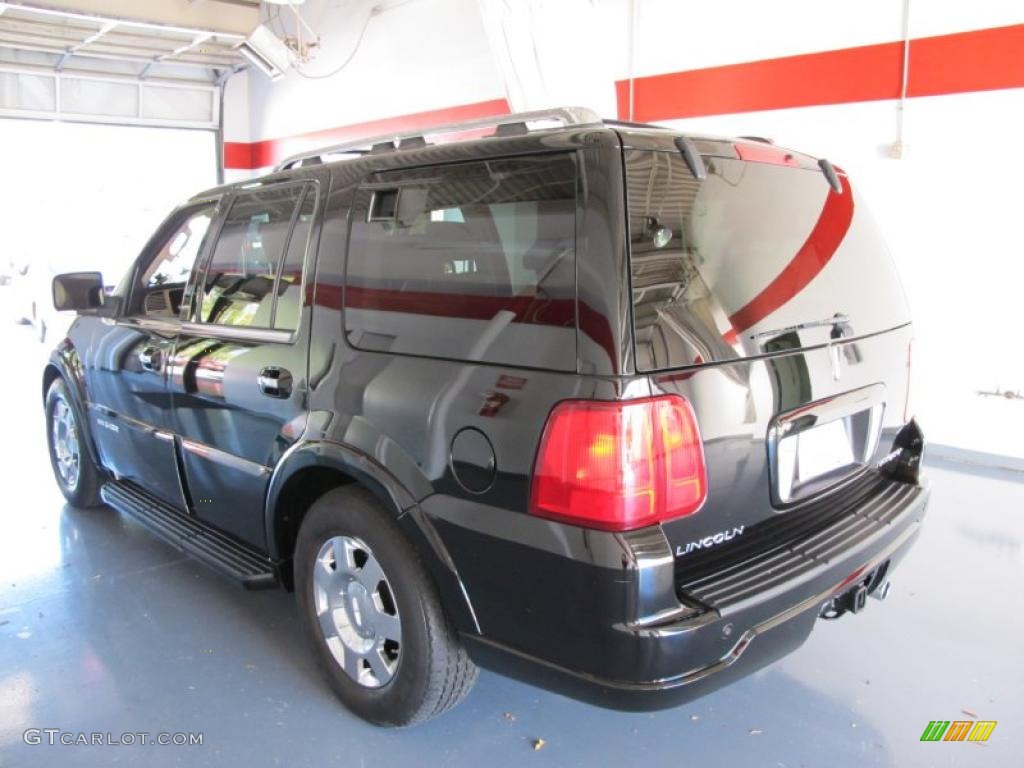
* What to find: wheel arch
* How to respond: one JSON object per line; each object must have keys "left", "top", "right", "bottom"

{"left": 42, "top": 363, "right": 62, "bottom": 404}
{"left": 264, "top": 440, "right": 417, "bottom": 563}
{"left": 264, "top": 440, "right": 480, "bottom": 634}
{"left": 42, "top": 355, "right": 102, "bottom": 469}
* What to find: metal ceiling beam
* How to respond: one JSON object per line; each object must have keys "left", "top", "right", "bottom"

{"left": 0, "top": 15, "right": 91, "bottom": 42}
{"left": 5, "top": 1, "right": 257, "bottom": 38}
{"left": 0, "top": 3, "right": 253, "bottom": 80}
{"left": 1, "top": 58, "right": 217, "bottom": 88}
{"left": 68, "top": 19, "right": 115, "bottom": 52}
{"left": 0, "top": 39, "right": 223, "bottom": 73}
{"left": 157, "top": 31, "right": 211, "bottom": 61}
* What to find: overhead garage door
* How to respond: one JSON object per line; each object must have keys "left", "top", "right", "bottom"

{"left": 0, "top": 118, "right": 217, "bottom": 284}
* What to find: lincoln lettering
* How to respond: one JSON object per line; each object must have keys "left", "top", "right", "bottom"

{"left": 677, "top": 526, "right": 746, "bottom": 556}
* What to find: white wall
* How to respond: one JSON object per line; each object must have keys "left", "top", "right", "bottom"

{"left": 229, "top": 0, "right": 1024, "bottom": 459}
{"left": 247, "top": 0, "right": 503, "bottom": 145}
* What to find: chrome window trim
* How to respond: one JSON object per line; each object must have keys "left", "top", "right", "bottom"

{"left": 191, "top": 179, "right": 318, "bottom": 337}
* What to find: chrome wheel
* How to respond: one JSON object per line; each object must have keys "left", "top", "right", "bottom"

{"left": 313, "top": 535, "right": 401, "bottom": 688}
{"left": 51, "top": 395, "right": 80, "bottom": 492}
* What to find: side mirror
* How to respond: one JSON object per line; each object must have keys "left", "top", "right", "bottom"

{"left": 52, "top": 272, "right": 104, "bottom": 312}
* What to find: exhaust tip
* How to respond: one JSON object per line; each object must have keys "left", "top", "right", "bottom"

{"left": 871, "top": 580, "right": 892, "bottom": 602}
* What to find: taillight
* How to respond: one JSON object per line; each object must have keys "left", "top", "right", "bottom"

{"left": 529, "top": 395, "right": 707, "bottom": 531}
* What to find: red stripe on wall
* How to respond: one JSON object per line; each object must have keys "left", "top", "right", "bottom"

{"left": 616, "top": 24, "right": 1024, "bottom": 121}
{"left": 223, "top": 98, "right": 511, "bottom": 170}
{"left": 727, "top": 174, "right": 854, "bottom": 334}
{"left": 222, "top": 141, "right": 255, "bottom": 170}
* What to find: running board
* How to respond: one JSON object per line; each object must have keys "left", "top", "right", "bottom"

{"left": 101, "top": 481, "right": 278, "bottom": 590}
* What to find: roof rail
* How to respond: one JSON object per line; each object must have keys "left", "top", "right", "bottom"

{"left": 274, "top": 106, "right": 603, "bottom": 171}
{"left": 603, "top": 118, "right": 670, "bottom": 130}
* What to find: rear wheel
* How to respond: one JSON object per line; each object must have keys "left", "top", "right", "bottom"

{"left": 45, "top": 378, "right": 102, "bottom": 507}
{"left": 295, "top": 485, "right": 477, "bottom": 726}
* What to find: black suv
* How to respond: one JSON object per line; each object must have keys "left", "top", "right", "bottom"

{"left": 43, "top": 107, "right": 928, "bottom": 726}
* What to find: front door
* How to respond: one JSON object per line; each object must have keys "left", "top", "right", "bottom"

{"left": 85, "top": 202, "right": 219, "bottom": 506}
{"left": 168, "top": 179, "right": 322, "bottom": 548}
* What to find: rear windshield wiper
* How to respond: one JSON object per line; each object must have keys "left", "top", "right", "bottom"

{"left": 818, "top": 158, "right": 843, "bottom": 193}
{"left": 750, "top": 313, "right": 850, "bottom": 340}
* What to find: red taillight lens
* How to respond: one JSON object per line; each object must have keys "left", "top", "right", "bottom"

{"left": 735, "top": 142, "right": 799, "bottom": 167}
{"left": 529, "top": 396, "right": 707, "bottom": 531}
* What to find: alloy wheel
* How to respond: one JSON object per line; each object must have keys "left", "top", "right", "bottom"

{"left": 313, "top": 535, "right": 402, "bottom": 688}
{"left": 51, "top": 395, "right": 80, "bottom": 492}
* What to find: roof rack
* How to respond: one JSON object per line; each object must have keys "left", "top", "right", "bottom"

{"left": 603, "top": 118, "right": 670, "bottom": 130}
{"left": 274, "top": 106, "right": 603, "bottom": 171}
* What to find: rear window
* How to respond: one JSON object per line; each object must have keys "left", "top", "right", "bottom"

{"left": 626, "top": 149, "right": 909, "bottom": 371}
{"left": 344, "top": 154, "right": 577, "bottom": 369}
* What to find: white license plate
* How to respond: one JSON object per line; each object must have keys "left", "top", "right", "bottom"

{"left": 795, "top": 419, "right": 855, "bottom": 482}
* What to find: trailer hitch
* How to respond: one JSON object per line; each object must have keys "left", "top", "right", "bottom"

{"left": 820, "top": 571, "right": 892, "bottom": 620}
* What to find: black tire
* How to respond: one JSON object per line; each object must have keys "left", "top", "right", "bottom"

{"left": 295, "top": 485, "right": 477, "bottom": 726}
{"left": 45, "top": 378, "right": 102, "bottom": 508}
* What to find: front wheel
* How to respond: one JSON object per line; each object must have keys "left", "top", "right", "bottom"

{"left": 295, "top": 486, "right": 477, "bottom": 726}
{"left": 45, "top": 379, "right": 102, "bottom": 507}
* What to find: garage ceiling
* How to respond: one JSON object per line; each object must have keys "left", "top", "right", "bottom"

{"left": 0, "top": 1, "right": 263, "bottom": 129}
{"left": 0, "top": 1, "right": 259, "bottom": 76}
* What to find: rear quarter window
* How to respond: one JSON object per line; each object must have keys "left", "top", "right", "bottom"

{"left": 344, "top": 154, "right": 578, "bottom": 370}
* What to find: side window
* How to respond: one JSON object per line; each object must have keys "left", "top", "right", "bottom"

{"left": 134, "top": 205, "right": 215, "bottom": 318}
{"left": 273, "top": 187, "right": 316, "bottom": 332}
{"left": 197, "top": 184, "right": 310, "bottom": 329}
{"left": 345, "top": 154, "right": 577, "bottom": 369}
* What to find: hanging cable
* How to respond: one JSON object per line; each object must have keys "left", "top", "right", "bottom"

{"left": 894, "top": 0, "right": 912, "bottom": 158}
{"left": 293, "top": 7, "right": 375, "bottom": 80}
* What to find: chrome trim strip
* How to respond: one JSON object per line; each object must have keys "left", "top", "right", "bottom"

{"left": 179, "top": 322, "right": 294, "bottom": 345}
{"left": 86, "top": 402, "right": 272, "bottom": 477}
{"left": 113, "top": 317, "right": 180, "bottom": 336}
{"left": 181, "top": 438, "right": 272, "bottom": 477}
{"left": 87, "top": 402, "right": 166, "bottom": 438}
{"left": 767, "top": 383, "right": 888, "bottom": 506}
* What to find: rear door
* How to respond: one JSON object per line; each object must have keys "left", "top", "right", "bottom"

{"left": 621, "top": 138, "right": 914, "bottom": 561}
{"left": 167, "top": 177, "right": 323, "bottom": 548}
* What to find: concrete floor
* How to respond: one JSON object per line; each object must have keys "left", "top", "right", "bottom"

{"left": 1, "top": 320, "right": 1021, "bottom": 768}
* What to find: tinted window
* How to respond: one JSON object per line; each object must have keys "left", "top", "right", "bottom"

{"left": 626, "top": 149, "right": 909, "bottom": 371}
{"left": 198, "top": 184, "right": 310, "bottom": 329}
{"left": 345, "top": 154, "right": 577, "bottom": 369}
{"left": 133, "top": 204, "right": 215, "bottom": 317}
{"left": 274, "top": 187, "right": 316, "bottom": 331}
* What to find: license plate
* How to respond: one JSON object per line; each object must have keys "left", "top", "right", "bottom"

{"left": 795, "top": 419, "right": 855, "bottom": 482}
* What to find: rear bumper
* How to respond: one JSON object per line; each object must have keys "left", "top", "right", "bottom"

{"left": 462, "top": 474, "right": 929, "bottom": 710}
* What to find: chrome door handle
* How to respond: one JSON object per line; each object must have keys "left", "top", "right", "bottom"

{"left": 139, "top": 346, "right": 161, "bottom": 371}
{"left": 258, "top": 366, "right": 292, "bottom": 398}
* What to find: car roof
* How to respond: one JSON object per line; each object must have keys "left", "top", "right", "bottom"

{"left": 190, "top": 113, "right": 825, "bottom": 204}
